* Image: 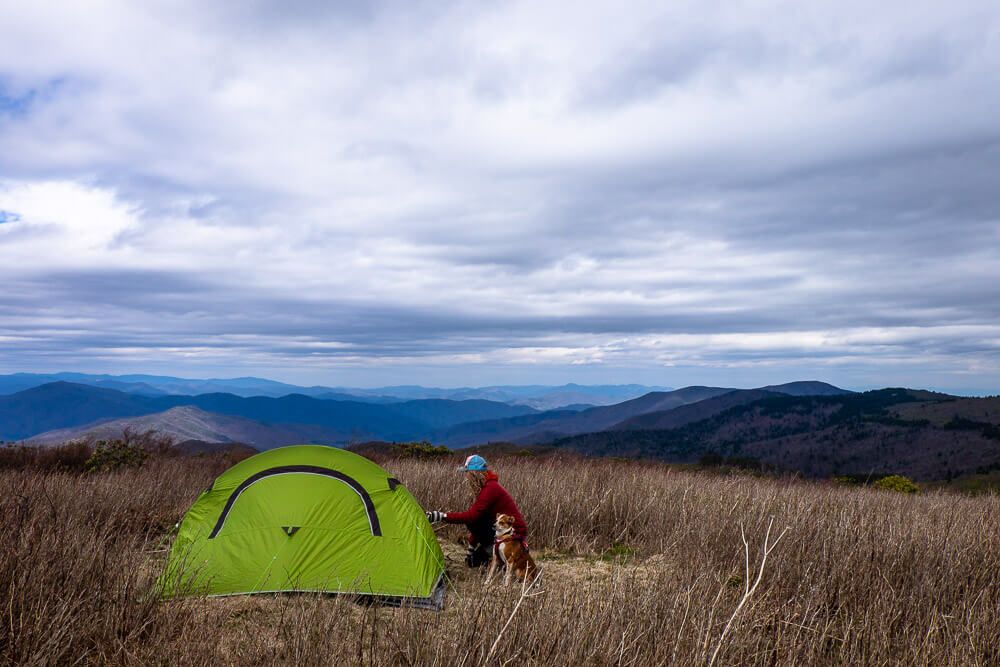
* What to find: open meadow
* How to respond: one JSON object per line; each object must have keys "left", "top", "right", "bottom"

{"left": 1, "top": 450, "right": 998, "bottom": 666}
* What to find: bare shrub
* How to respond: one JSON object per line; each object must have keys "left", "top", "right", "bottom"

{"left": 120, "top": 426, "right": 177, "bottom": 457}
{"left": 0, "top": 441, "right": 93, "bottom": 472}
{"left": 85, "top": 439, "right": 149, "bottom": 472}
{"left": 81, "top": 427, "right": 179, "bottom": 472}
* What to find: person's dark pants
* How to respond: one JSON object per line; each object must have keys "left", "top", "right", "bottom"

{"left": 465, "top": 517, "right": 495, "bottom": 568}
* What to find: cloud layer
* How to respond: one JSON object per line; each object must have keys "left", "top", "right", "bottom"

{"left": 1, "top": 1, "right": 999, "bottom": 391}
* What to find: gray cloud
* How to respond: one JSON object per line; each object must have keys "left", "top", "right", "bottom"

{"left": 0, "top": 1, "right": 998, "bottom": 392}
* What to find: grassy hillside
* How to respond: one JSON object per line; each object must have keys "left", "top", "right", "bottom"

{"left": 27, "top": 406, "right": 315, "bottom": 449}
{"left": 1, "top": 450, "right": 996, "bottom": 665}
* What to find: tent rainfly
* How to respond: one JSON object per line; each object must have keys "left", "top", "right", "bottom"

{"left": 160, "top": 445, "right": 445, "bottom": 609}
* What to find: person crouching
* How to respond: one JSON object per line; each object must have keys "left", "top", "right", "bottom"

{"left": 425, "top": 454, "right": 528, "bottom": 568}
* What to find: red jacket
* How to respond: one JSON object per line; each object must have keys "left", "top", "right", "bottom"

{"left": 445, "top": 471, "right": 528, "bottom": 537}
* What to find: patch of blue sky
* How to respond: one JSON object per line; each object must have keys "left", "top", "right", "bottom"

{"left": 0, "top": 76, "right": 67, "bottom": 117}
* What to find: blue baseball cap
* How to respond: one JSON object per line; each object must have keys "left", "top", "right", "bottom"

{"left": 459, "top": 454, "right": 488, "bottom": 471}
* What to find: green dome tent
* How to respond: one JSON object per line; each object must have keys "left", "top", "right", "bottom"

{"left": 160, "top": 445, "right": 445, "bottom": 609}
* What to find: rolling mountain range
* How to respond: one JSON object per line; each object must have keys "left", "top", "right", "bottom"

{"left": 435, "top": 382, "right": 850, "bottom": 446}
{"left": 7, "top": 378, "right": 997, "bottom": 481}
{"left": 0, "top": 372, "right": 308, "bottom": 398}
{"left": 333, "top": 383, "right": 673, "bottom": 409}
{"left": 549, "top": 389, "right": 1000, "bottom": 480}
{"left": 7, "top": 379, "right": 846, "bottom": 447}
{"left": 0, "top": 373, "right": 666, "bottom": 408}
{"left": 1, "top": 382, "right": 535, "bottom": 443}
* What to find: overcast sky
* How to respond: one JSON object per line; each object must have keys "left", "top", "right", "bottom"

{"left": 1, "top": 1, "right": 999, "bottom": 392}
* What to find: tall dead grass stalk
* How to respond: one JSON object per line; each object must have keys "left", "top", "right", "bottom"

{"left": 708, "top": 517, "right": 790, "bottom": 667}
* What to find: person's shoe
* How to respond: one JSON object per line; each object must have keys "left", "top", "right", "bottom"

{"left": 465, "top": 544, "right": 492, "bottom": 568}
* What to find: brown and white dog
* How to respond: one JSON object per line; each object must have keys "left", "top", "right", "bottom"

{"left": 488, "top": 513, "right": 540, "bottom": 585}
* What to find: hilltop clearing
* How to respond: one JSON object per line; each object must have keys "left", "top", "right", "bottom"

{"left": 1, "top": 453, "right": 996, "bottom": 665}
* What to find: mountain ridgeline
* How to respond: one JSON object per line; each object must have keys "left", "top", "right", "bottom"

{"left": 550, "top": 389, "right": 1000, "bottom": 480}
{"left": 2, "top": 380, "right": 846, "bottom": 446}
{"left": 434, "top": 382, "right": 850, "bottom": 446}
{"left": 0, "top": 373, "right": 665, "bottom": 408}
{"left": 3, "top": 378, "right": 998, "bottom": 481}
{"left": 1, "top": 382, "right": 536, "bottom": 443}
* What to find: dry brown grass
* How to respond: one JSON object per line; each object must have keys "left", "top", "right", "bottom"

{"left": 1, "top": 454, "right": 997, "bottom": 665}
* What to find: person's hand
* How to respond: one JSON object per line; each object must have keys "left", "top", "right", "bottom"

{"left": 425, "top": 510, "right": 446, "bottom": 523}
